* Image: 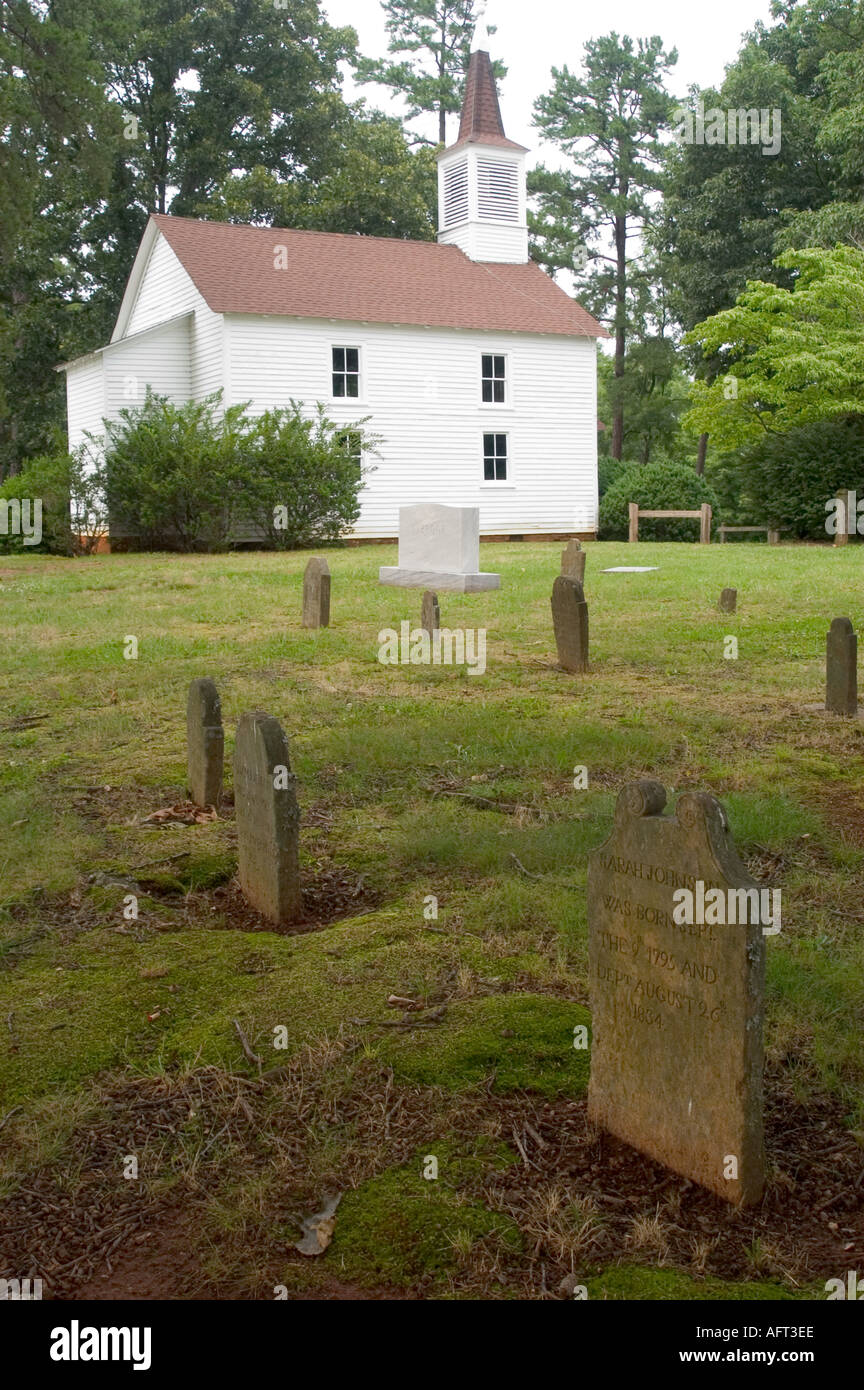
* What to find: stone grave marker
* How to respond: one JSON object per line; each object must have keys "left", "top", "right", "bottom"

{"left": 551, "top": 575, "right": 589, "bottom": 672}
{"left": 233, "top": 711, "right": 301, "bottom": 927}
{"left": 302, "top": 557, "right": 331, "bottom": 629}
{"left": 186, "top": 678, "right": 224, "bottom": 808}
{"left": 379, "top": 504, "right": 499, "bottom": 592}
{"left": 561, "top": 538, "right": 586, "bottom": 584}
{"left": 420, "top": 589, "right": 440, "bottom": 636}
{"left": 826, "top": 616, "right": 857, "bottom": 715}
{"left": 587, "top": 781, "right": 766, "bottom": 1206}
{"left": 719, "top": 587, "right": 737, "bottom": 614}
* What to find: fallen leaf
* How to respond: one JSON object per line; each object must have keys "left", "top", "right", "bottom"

{"left": 294, "top": 1194, "right": 342, "bottom": 1256}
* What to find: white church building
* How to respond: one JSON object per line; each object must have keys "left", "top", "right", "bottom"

{"left": 62, "top": 29, "right": 605, "bottom": 541}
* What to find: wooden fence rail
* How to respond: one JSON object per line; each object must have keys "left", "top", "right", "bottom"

{"left": 719, "top": 525, "right": 787, "bottom": 545}
{"left": 628, "top": 502, "right": 712, "bottom": 544}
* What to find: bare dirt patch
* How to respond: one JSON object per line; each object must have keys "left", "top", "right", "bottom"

{"left": 1, "top": 1050, "right": 861, "bottom": 1301}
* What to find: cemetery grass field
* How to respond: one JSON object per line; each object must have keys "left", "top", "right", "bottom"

{"left": 1, "top": 540, "right": 863, "bottom": 1301}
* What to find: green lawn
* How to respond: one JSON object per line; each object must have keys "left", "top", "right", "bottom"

{"left": 0, "top": 540, "right": 862, "bottom": 1300}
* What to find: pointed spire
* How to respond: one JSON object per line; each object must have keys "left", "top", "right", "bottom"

{"left": 458, "top": 47, "right": 507, "bottom": 144}
{"left": 440, "top": 2, "right": 527, "bottom": 154}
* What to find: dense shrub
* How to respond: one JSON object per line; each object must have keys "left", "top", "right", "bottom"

{"left": 597, "top": 455, "right": 635, "bottom": 500}
{"left": 100, "top": 392, "right": 376, "bottom": 552}
{"left": 102, "top": 393, "right": 250, "bottom": 551}
{"left": 599, "top": 458, "right": 718, "bottom": 541}
{"left": 0, "top": 448, "right": 106, "bottom": 555}
{"left": 241, "top": 403, "right": 378, "bottom": 548}
{"left": 706, "top": 418, "right": 864, "bottom": 540}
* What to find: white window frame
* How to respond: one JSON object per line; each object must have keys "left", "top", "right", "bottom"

{"left": 480, "top": 430, "right": 513, "bottom": 487}
{"left": 480, "top": 351, "right": 510, "bottom": 408}
{"left": 331, "top": 344, "right": 363, "bottom": 403}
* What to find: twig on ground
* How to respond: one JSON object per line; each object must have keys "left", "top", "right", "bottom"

{"left": 232, "top": 1019, "right": 263, "bottom": 1073}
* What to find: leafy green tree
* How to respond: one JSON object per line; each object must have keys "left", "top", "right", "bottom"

{"left": 202, "top": 112, "right": 437, "bottom": 241}
{"left": 530, "top": 33, "right": 677, "bottom": 459}
{"left": 0, "top": 0, "right": 123, "bottom": 476}
{"left": 104, "top": 0, "right": 356, "bottom": 218}
{"left": 356, "top": 0, "right": 503, "bottom": 145}
{"left": 685, "top": 246, "right": 864, "bottom": 450}
{"left": 598, "top": 339, "right": 689, "bottom": 466}
{"left": 661, "top": 0, "right": 864, "bottom": 471}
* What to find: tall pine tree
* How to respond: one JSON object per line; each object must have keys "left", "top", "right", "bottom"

{"left": 356, "top": 0, "right": 504, "bottom": 145}
{"left": 531, "top": 34, "right": 677, "bottom": 460}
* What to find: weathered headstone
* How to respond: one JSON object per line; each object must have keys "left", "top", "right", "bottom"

{"left": 186, "top": 678, "right": 224, "bottom": 808}
{"left": 420, "top": 589, "right": 440, "bottom": 636}
{"left": 233, "top": 711, "right": 301, "bottom": 927}
{"left": 302, "top": 557, "right": 331, "bottom": 629}
{"left": 551, "top": 575, "right": 589, "bottom": 672}
{"left": 587, "top": 781, "right": 766, "bottom": 1206}
{"left": 379, "top": 504, "right": 500, "bottom": 592}
{"left": 826, "top": 616, "right": 857, "bottom": 715}
{"left": 719, "top": 587, "right": 737, "bottom": 614}
{"left": 561, "top": 538, "right": 586, "bottom": 584}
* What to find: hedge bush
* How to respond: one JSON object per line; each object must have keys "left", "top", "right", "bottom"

{"left": 0, "top": 448, "right": 105, "bottom": 555}
{"left": 599, "top": 458, "right": 718, "bottom": 541}
{"left": 100, "top": 392, "right": 376, "bottom": 552}
{"left": 707, "top": 418, "right": 864, "bottom": 540}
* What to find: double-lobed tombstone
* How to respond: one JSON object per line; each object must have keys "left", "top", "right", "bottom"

{"left": 587, "top": 781, "right": 766, "bottom": 1206}
{"left": 551, "top": 575, "right": 589, "bottom": 672}
{"left": 187, "top": 678, "right": 224, "bottom": 808}
{"left": 234, "top": 711, "right": 301, "bottom": 928}
{"left": 561, "top": 538, "right": 586, "bottom": 584}
{"left": 303, "top": 557, "right": 331, "bottom": 629}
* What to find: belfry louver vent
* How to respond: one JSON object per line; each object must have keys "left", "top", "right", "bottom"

{"left": 477, "top": 159, "right": 519, "bottom": 222}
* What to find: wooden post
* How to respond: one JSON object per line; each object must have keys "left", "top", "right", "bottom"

{"left": 628, "top": 502, "right": 639, "bottom": 544}
{"left": 700, "top": 503, "right": 712, "bottom": 544}
{"left": 719, "top": 525, "right": 727, "bottom": 544}
{"left": 767, "top": 529, "right": 780, "bottom": 546}
{"left": 835, "top": 491, "right": 850, "bottom": 547}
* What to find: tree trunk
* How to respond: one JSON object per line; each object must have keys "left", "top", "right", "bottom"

{"left": 439, "top": 18, "right": 447, "bottom": 145}
{"left": 611, "top": 213, "right": 627, "bottom": 461}
{"left": 696, "top": 432, "right": 708, "bottom": 475}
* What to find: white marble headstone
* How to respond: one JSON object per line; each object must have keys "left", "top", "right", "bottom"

{"left": 380, "top": 504, "right": 500, "bottom": 592}
{"left": 398, "top": 505, "right": 478, "bottom": 574}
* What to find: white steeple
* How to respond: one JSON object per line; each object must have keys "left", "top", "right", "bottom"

{"left": 435, "top": 11, "right": 529, "bottom": 264}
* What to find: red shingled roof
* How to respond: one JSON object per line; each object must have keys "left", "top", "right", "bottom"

{"left": 149, "top": 214, "right": 606, "bottom": 339}
{"left": 450, "top": 47, "right": 526, "bottom": 153}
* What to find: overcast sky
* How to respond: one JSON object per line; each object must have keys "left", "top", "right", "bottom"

{"left": 322, "top": 0, "right": 777, "bottom": 156}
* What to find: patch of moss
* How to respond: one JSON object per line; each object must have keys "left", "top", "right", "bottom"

{"left": 382, "top": 992, "right": 591, "bottom": 1095}
{"left": 330, "top": 1145, "right": 521, "bottom": 1289}
{"left": 586, "top": 1264, "right": 812, "bottom": 1301}
{"left": 138, "top": 850, "right": 236, "bottom": 895}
